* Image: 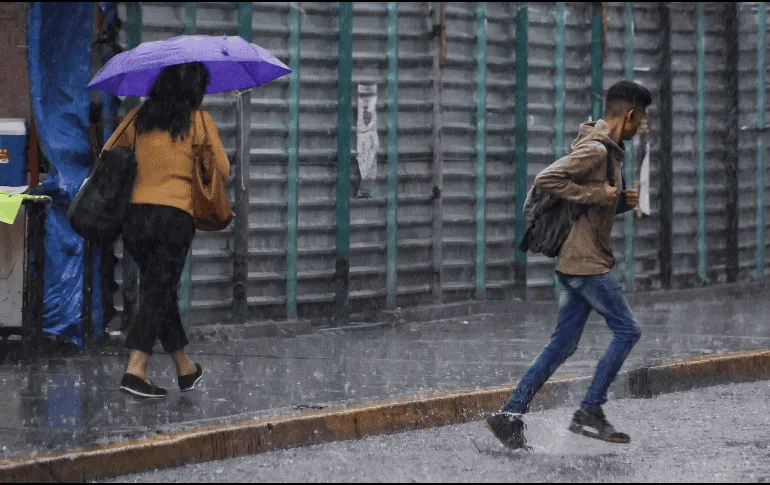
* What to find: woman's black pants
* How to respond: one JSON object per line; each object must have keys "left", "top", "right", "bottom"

{"left": 122, "top": 204, "right": 195, "bottom": 355}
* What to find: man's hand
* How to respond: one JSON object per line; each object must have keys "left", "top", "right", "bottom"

{"left": 601, "top": 183, "right": 620, "bottom": 206}
{"left": 623, "top": 189, "right": 639, "bottom": 209}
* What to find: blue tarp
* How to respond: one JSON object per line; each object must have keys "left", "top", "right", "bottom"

{"left": 27, "top": 2, "right": 104, "bottom": 345}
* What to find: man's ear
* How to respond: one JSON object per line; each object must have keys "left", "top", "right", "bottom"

{"left": 626, "top": 109, "right": 637, "bottom": 123}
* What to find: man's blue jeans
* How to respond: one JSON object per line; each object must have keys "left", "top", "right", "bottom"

{"left": 502, "top": 272, "right": 641, "bottom": 413}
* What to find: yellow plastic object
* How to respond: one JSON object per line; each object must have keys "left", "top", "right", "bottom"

{"left": 0, "top": 190, "right": 51, "bottom": 224}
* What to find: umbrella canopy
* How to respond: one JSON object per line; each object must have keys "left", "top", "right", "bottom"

{"left": 88, "top": 35, "right": 291, "bottom": 96}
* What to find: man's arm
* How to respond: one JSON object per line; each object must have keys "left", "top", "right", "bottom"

{"left": 534, "top": 140, "right": 610, "bottom": 205}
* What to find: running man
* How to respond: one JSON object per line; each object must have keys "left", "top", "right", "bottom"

{"left": 487, "top": 80, "right": 652, "bottom": 449}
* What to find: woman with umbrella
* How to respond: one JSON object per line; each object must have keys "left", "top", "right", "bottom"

{"left": 102, "top": 61, "right": 221, "bottom": 397}
{"left": 91, "top": 36, "right": 291, "bottom": 398}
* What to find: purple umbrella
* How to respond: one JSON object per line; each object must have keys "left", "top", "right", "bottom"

{"left": 88, "top": 35, "right": 291, "bottom": 96}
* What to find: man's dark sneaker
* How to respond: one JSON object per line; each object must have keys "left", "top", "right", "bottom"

{"left": 486, "top": 412, "right": 533, "bottom": 450}
{"left": 120, "top": 373, "right": 168, "bottom": 399}
{"left": 178, "top": 363, "right": 203, "bottom": 392}
{"left": 568, "top": 406, "right": 630, "bottom": 444}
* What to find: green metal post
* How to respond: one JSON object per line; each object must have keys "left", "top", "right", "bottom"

{"left": 553, "top": 2, "right": 565, "bottom": 299}
{"left": 591, "top": 4, "right": 604, "bottom": 122}
{"left": 386, "top": 3, "right": 399, "bottom": 309}
{"left": 724, "top": 3, "right": 740, "bottom": 283}
{"left": 232, "top": 3, "right": 252, "bottom": 324}
{"left": 286, "top": 3, "right": 301, "bottom": 319}
{"left": 333, "top": 3, "right": 353, "bottom": 326}
{"left": 514, "top": 3, "right": 529, "bottom": 300}
{"left": 126, "top": 3, "right": 141, "bottom": 49}
{"left": 237, "top": 3, "right": 252, "bottom": 42}
{"left": 696, "top": 3, "right": 707, "bottom": 282}
{"left": 179, "top": 2, "right": 196, "bottom": 324}
{"left": 658, "top": 2, "right": 673, "bottom": 289}
{"left": 623, "top": 2, "right": 634, "bottom": 291}
{"left": 757, "top": 3, "right": 767, "bottom": 278}
{"left": 475, "top": 2, "right": 487, "bottom": 300}
{"left": 184, "top": 3, "right": 196, "bottom": 35}
{"left": 121, "top": 3, "right": 142, "bottom": 331}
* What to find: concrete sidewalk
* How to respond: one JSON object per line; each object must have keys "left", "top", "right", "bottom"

{"left": 0, "top": 281, "right": 769, "bottom": 470}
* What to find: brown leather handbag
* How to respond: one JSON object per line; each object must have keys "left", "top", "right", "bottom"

{"left": 192, "top": 112, "right": 234, "bottom": 231}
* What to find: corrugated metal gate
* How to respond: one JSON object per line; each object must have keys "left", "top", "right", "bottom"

{"left": 668, "top": 3, "right": 728, "bottom": 287}
{"left": 110, "top": 2, "right": 770, "bottom": 328}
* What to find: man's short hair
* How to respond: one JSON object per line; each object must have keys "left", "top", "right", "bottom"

{"left": 605, "top": 80, "right": 652, "bottom": 115}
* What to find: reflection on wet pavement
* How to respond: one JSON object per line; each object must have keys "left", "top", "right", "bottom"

{"left": 1, "top": 296, "right": 769, "bottom": 460}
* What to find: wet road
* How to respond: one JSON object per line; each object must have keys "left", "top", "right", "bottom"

{"left": 106, "top": 380, "right": 770, "bottom": 483}
{"left": 2, "top": 296, "right": 770, "bottom": 460}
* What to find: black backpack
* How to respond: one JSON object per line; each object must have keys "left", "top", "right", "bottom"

{"left": 517, "top": 142, "right": 621, "bottom": 257}
{"left": 67, "top": 113, "right": 138, "bottom": 245}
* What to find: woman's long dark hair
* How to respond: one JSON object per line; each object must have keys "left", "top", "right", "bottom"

{"left": 134, "top": 62, "right": 210, "bottom": 141}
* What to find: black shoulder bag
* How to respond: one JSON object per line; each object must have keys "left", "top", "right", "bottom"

{"left": 67, "top": 112, "right": 139, "bottom": 245}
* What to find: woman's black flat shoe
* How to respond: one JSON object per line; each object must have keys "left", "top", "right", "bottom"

{"left": 120, "top": 373, "right": 168, "bottom": 398}
{"left": 178, "top": 363, "right": 203, "bottom": 392}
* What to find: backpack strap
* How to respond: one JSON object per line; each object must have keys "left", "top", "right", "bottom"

{"left": 602, "top": 142, "right": 632, "bottom": 214}
{"left": 601, "top": 141, "right": 626, "bottom": 190}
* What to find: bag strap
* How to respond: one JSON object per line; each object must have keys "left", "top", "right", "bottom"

{"left": 199, "top": 111, "right": 209, "bottom": 145}
{"left": 101, "top": 107, "right": 140, "bottom": 156}
{"left": 192, "top": 109, "right": 197, "bottom": 145}
{"left": 191, "top": 111, "right": 210, "bottom": 148}
{"left": 598, "top": 141, "right": 626, "bottom": 189}
{"left": 601, "top": 142, "right": 629, "bottom": 197}
{"left": 133, "top": 119, "right": 138, "bottom": 152}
